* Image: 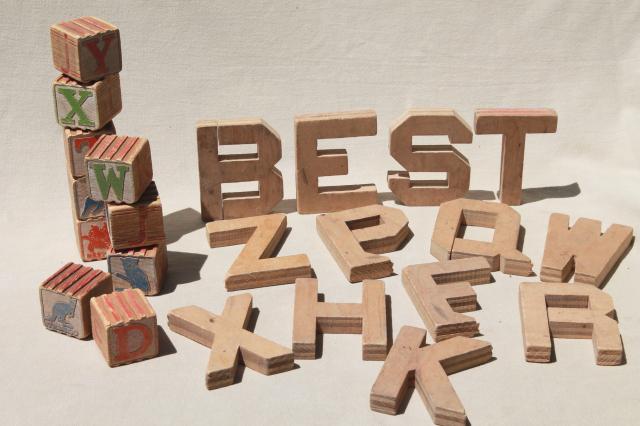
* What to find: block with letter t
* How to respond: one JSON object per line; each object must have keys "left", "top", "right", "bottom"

{"left": 90, "top": 288, "right": 159, "bottom": 367}
{"left": 85, "top": 135, "right": 153, "bottom": 204}
{"left": 64, "top": 122, "right": 116, "bottom": 178}
{"left": 50, "top": 16, "right": 122, "bottom": 83}
{"left": 53, "top": 74, "right": 121, "bottom": 131}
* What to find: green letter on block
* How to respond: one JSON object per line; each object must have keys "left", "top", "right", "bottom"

{"left": 57, "top": 87, "right": 95, "bottom": 127}
{"left": 92, "top": 163, "right": 128, "bottom": 200}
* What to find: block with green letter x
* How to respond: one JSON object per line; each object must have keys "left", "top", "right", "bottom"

{"left": 55, "top": 85, "right": 97, "bottom": 129}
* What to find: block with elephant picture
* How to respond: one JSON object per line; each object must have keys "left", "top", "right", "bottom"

{"left": 39, "top": 262, "right": 112, "bottom": 339}
{"left": 108, "top": 244, "right": 167, "bottom": 296}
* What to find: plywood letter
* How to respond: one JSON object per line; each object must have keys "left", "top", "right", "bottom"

{"left": 316, "top": 204, "right": 410, "bottom": 282}
{"left": 295, "top": 110, "right": 379, "bottom": 214}
{"left": 402, "top": 258, "right": 492, "bottom": 341}
{"left": 519, "top": 282, "right": 623, "bottom": 365}
{"left": 541, "top": 213, "right": 633, "bottom": 287}
{"left": 168, "top": 294, "right": 295, "bottom": 390}
{"left": 292, "top": 278, "right": 388, "bottom": 360}
{"left": 206, "top": 213, "right": 312, "bottom": 291}
{"left": 474, "top": 108, "right": 557, "bottom": 205}
{"left": 431, "top": 198, "right": 532, "bottom": 276}
{"left": 370, "top": 326, "right": 492, "bottom": 425}
{"left": 388, "top": 109, "right": 472, "bottom": 206}
{"left": 197, "top": 119, "right": 283, "bottom": 221}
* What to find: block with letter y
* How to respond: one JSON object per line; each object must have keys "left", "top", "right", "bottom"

{"left": 85, "top": 135, "right": 153, "bottom": 204}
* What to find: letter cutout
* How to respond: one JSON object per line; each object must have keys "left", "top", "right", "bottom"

{"left": 206, "top": 213, "right": 311, "bottom": 290}
{"left": 370, "top": 326, "right": 492, "bottom": 425}
{"left": 83, "top": 33, "right": 116, "bottom": 75}
{"left": 388, "top": 109, "right": 473, "bottom": 206}
{"left": 292, "top": 278, "right": 388, "bottom": 360}
{"left": 168, "top": 294, "right": 295, "bottom": 390}
{"left": 474, "top": 108, "right": 558, "bottom": 205}
{"left": 402, "top": 258, "right": 492, "bottom": 341}
{"left": 197, "top": 119, "right": 284, "bottom": 221}
{"left": 519, "top": 282, "right": 623, "bottom": 365}
{"left": 295, "top": 110, "right": 379, "bottom": 214}
{"left": 316, "top": 204, "right": 410, "bottom": 282}
{"left": 541, "top": 213, "right": 633, "bottom": 287}
{"left": 431, "top": 198, "right": 532, "bottom": 276}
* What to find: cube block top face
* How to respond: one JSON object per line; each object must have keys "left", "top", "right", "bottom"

{"left": 91, "top": 289, "right": 158, "bottom": 366}
{"left": 64, "top": 123, "right": 116, "bottom": 178}
{"left": 108, "top": 245, "right": 166, "bottom": 295}
{"left": 39, "top": 262, "right": 111, "bottom": 338}
{"left": 85, "top": 135, "right": 152, "bottom": 203}
{"left": 76, "top": 217, "right": 112, "bottom": 261}
{"left": 51, "top": 16, "right": 122, "bottom": 83}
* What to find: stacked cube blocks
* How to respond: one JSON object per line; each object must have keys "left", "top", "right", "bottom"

{"left": 43, "top": 17, "right": 163, "bottom": 366}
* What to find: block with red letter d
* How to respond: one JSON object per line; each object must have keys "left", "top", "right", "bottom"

{"left": 90, "top": 289, "right": 158, "bottom": 367}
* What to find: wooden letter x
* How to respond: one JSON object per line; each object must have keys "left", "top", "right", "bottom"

{"left": 206, "top": 213, "right": 312, "bottom": 291}
{"left": 402, "top": 257, "right": 492, "bottom": 342}
{"left": 293, "top": 278, "right": 388, "bottom": 360}
{"left": 316, "top": 204, "right": 411, "bottom": 282}
{"left": 167, "top": 294, "right": 294, "bottom": 390}
{"left": 370, "top": 326, "right": 492, "bottom": 425}
{"left": 431, "top": 198, "right": 532, "bottom": 276}
{"left": 519, "top": 282, "right": 624, "bottom": 365}
{"left": 541, "top": 213, "right": 633, "bottom": 287}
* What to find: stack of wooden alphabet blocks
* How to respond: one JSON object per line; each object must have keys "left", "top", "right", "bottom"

{"left": 50, "top": 16, "right": 167, "bottom": 296}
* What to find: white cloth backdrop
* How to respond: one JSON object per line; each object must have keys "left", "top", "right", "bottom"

{"left": 1, "top": 1, "right": 639, "bottom": 424}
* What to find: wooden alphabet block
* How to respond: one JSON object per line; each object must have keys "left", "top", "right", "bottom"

{"left": 50, "top": 16, "right": 122, "bottom": 83}
{"left": 206, "top": 213, "right": 311, "bottom": 291}
{"left": 90, "top": 289, "right": 159, "bottom": 367}
{"left": 370, "top": 326, "right": 492, "bottom": 425}
{"left": 85, "top": 135, "right": 153, "bottom": 204}
{"left": 295, "top": 110, "right": 379, "bottom": 214}
{"left": 292, "top": 278, "right": 388, "bottom": 360}
{"left": 541, "top": 213, "right": 633, "bottom": 287}
{"left": 53, "top": 74, "right": 122, "bottom": 131}
{"left": 388, "top": 109, "right": 473, "bottom": 206}
{"left": 108, "top": 244, "right": 167, "bottom": 296}
{"left": 106, "top": 181, "right": 166, "bottom": 250}
{"left": 39, "top": 262, "right": 112, "bottom": 338}
{"left": 474, "top": 108, "right": 558, "bottom": 205}
{"left": 402, "top": 258, "right": 492, "bottom": 341}
{"left": 316, "top": 204, "right": 410, "bottom": 282}
{"left": 73, "top": 216, "right": 111, "bottom": 261}
{"left": 519, "top": 282, "right": 623, "bottom": 365}
{"left": 168, "top": 294, "right": 295, "bottom": 390}
{"left": 68, "top": 172, "right": 105, "bottom": 220}
{"left": 64, "top": 122, "right": 116, "bottom": 178}
{"left": 431, "top": 198, "right": 532, "bottom": 276}
{"left": 197, "top": 119, "right": 284, "bottom": 221}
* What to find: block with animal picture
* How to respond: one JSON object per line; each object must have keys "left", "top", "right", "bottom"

{"left": 53, "top": 74, "right": 121, "bottom": 131}
{"left": 39, "top": 262, "right": 112, "bottom": 338}
{"left": 108, "top": 244, "right": 167, "bottom": 296}
{"left": 85, "top": 135, "right": 153, "bottom": 204}
{"left": 64, "top": 122, "right": 116, "bottom": 178}
{"left": 90, "top": 288, "right": 159, "bottom": 367}
{"left": 74, "top": 215, "right": 112, "bottom": 261}
{"left": 68, "top": 171, "right": 105, "bottom": 220}
{"left": 50, "top": 16, "right": 122, "bottom": 83}
{"left": 106, "top": 181, "right": 166, "bottom": 250}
